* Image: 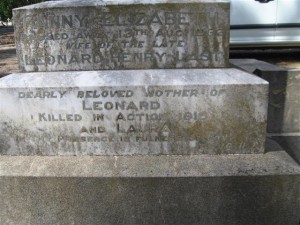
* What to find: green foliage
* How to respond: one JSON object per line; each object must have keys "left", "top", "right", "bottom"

{"left": 0, "top": 0, "right": 42, "bottom": 21}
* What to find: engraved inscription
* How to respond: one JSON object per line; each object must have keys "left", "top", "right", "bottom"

{"left": 14, "top": 3, "right": 230, "bottom": 71}
{"left": 0, "top": 68, "right": 267, "bottom": 155}
{"left": 17, "top": 86, "right": 234, "bottom": 149}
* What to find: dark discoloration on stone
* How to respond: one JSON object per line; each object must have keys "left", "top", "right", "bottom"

{"left": 13, "top": 0, "right": 230, "bottom": 72}
{"left": 230, "top": 59, "right": 300, "bottom": 134}
{"left": 255, "top": 70, "right": 300, "bottom": 134}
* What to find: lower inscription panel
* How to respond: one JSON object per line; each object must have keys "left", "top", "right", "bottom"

{"left": 0, "top": 69, "right": 268, "bottom": 155}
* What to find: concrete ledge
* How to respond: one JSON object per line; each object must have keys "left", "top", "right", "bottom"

{"left": 0, "top": 150, "right": 299, "bottom": 178}
{"left": 0, "top": 140, "right": 299, "bottom": 224}
{"left": 230, "top": 58, "right": 284, "bottom": 73}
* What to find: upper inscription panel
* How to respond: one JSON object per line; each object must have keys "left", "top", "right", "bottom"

{"left": 13, "top": 0, "right": 230, "bottom": 72}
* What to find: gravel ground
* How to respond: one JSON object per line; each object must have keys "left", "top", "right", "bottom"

{"left": 0, "top": 27, "right": 299, "bottom": 77}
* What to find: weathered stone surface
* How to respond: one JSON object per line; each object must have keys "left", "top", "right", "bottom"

{"left": 13, "top": 0, "right": 230, "bottom": 72}
{"left": 0, "top": 140, "right": 299, "bottom": 177}
{"left": 231, "top": 59, "right": 300, "bottom": 134}
{"left": 1, "top": 175, "right": 299, "bottom": 225}
{"left": 255, "top": 69, "right": 300, "bottom": 134}
{"left": 0, "top": 68, "right": 268, "bottom": 155}
{"left": 0, "top": 142, "right": 299, "bottom": 225}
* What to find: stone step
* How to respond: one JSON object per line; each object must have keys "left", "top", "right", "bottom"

{"left": 0, "top": 142, "right": 299, "bottom": 225}
{"left": 0, "top": 68, "right": 268, "bottom": 155}
{"left": 0, "top": 141, "right": 298, "bottom": 177}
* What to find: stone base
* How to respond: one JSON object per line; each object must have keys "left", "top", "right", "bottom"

{"left": 0, "top": 140, "right": 299, "bottom": 225}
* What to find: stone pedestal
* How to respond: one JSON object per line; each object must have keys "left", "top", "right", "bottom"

{"left": 0, "top": 68, "right": 268, "bottom": 155}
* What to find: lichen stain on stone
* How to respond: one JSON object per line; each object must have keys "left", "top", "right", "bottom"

{"left": 186, "top": 120, "right": 215, "bottom": 142}
{"left": 0, "top": 119, "right": 63, "bottom": 155}
{"left": 184, "top": 98, "right": 266, "bottom": 154}
{"left": 0, "top": 136, "right": 11, "bottom": 154}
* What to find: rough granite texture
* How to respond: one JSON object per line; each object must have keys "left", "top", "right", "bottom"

{"left": 0, "top": 68, "right": 268, "bottom": 155}
{"left": 13, "top": 0, "right": 230, "bottom": 71}
{"left": 0, "top": 143, "right": 299, "bottom": 178}
{"left": 0, "top": 140, "right": 299, "bottom": 225}
{"left": 1, "top": 175, "right": 299, "bottom": 225}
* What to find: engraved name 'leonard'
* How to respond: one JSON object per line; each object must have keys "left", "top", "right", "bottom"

{"left": 82, "top": 101, "right": 160, "bottom": 111}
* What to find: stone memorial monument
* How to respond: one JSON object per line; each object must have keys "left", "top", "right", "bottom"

{"left": 0, "top": 0, "right": 299, "bottom": 224}
{"left": 1, "top": 0, "right": 267, "bottom": 156}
